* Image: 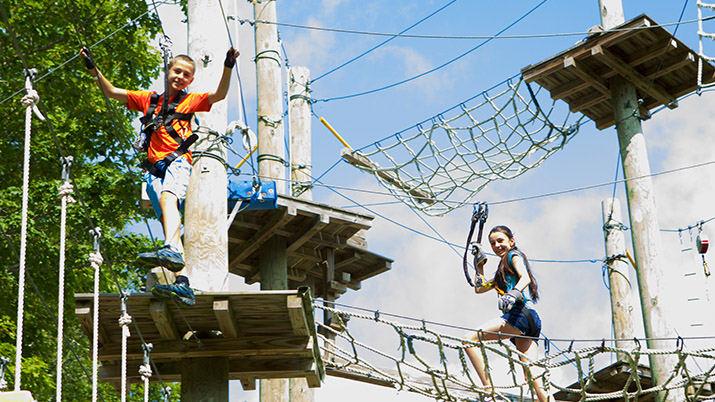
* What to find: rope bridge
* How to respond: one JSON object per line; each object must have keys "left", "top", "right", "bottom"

{"left": 315, "top": 303, "right": 715, "bottom": 402}
{"left": 341, "top": 77, "right": 585, "bottom": 216}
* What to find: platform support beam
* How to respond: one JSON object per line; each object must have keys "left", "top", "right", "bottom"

{"left": 600, "top": 1, "right": 683, "bottom": 401}
{"left": 181, "top": 357, "right": 229, "bottom": 402}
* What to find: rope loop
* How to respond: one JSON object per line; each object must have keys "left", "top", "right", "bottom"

{"left": 58, "top": 182, "right": 75, "bottom": 202}
{"left": 89, "top": 252, "right": 104, "bottom": 269}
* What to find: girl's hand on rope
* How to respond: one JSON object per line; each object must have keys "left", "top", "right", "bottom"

{"left": 473, "top": 243, "right": 488, "bottom": 267}
{"left": 224, "top": 47, "right": 239, "bottom": 68}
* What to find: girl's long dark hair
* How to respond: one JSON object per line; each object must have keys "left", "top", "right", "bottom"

{"left": 491, "top": 225, "right": 540, "bottom": 302}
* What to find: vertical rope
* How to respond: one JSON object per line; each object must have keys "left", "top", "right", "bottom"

{"left": 118, "top": 293, "right": 132, "bottom": 402}
{"left": 89, "top": 228, "right": 103, "bottom": 402}
{"left": 139, "top": 343, "right": 153, "bottom": 402}
{"left": 14, "top": 69, "right": 46, "bottom": 391}
{"left": 56, "top": 157, "right": 75, "bottom": 402}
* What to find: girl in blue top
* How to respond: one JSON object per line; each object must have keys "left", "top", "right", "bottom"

{"left": 464, "top": 225, "right": 551, "bottom": 402}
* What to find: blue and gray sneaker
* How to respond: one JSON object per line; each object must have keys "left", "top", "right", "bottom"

{"left": 152, "top": 277, "right": 195, "bottom": 307}
{"left": 137, "top": 245, "right": 185, "bottom": 272}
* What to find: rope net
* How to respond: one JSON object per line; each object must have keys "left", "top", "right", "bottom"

{"left": 698, "top": 1, "right": 715, "bottom": 90}
{"left": 315, "top": 303, "right": 715, "bottom": 402}
{"left": 342, "top": 77, "right": 585, "bottom": 216}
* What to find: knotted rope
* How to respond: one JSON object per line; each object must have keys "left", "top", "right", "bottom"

{"left": 118, "top": 293, "right": 132, "bottom": 402}
{"left": 14, "top": 69, "right": 46, "bottom": 391}
{"left": 56, "top": 156, "right": 75, "bottom": 402}
{"left": 89, "top": 228, "right": 103, "bottom": 402}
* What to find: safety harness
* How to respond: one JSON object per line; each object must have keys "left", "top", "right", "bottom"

{"left": 462, "top": 202, "right": 488, "bottom": 287}
{"left": 136, "top": 90, "right": 198, "bottom": 179}
{"left": 498, "top": 250, "right": 539, "bottom": 341}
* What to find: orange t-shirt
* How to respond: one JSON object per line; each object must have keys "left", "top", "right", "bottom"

{"left": 126, "top": 90, "right": 212, "bottom": 164}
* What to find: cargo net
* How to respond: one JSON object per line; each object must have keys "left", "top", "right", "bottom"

{"left": 698, "top": 0, "right": 715, "bottom": 90}
{"left": 341, "top": 76, "right": 585, "bottom": 216}
{"left": 316, "top": 303, "right": 715, "bottom": 402}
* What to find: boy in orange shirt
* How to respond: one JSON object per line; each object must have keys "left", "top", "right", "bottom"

{"left": 80, "top": 46, "right": 239, "bottom": 306}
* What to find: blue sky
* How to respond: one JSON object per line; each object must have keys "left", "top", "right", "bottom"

{"left": 144, "top": 1, "right": 715, "bottom": 400}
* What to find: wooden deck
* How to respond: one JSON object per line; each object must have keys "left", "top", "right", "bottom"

{"left": 522, "top": 14, "right": 715, "bottom": 130}
{"left": 554, "top": 361, "right": 652, "bottom": 401}
{"left": 228, "top": 194, "right": 392, "bottom": 298}
{"left": 74, "top": 288, "right": 324, "bottom": 390}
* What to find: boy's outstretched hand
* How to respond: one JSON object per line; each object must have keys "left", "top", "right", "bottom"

{"left": 79, "top": 47, "right": 96, "bottom": 70}
{"left": 224, "top": 47, "right": 239, "bottom": 68}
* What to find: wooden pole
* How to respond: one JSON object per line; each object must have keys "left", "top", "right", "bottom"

{"left": 182, "top": 0, "right": 230, "bottom": 400}
{"left": 599, "top": 1, "right": 683, "bottom": 400}
{"left": 254, "top": 2, "right": 289, "bottom": 400}
{"left": 254, "top": 0, "right": 286, "bottom": 194}
{"left": 185, "top": 0, "right": 229, "bottom": 292}
{"left": 288, "top": 65, "right": 315, "bottom": 402}
{"left": 289, "top": 66, "right": 312, "bottom": 199}
{"left": 601, "top": 198, "right": 635, "bottom": 361}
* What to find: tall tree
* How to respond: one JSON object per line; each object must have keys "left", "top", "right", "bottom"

{"left": 0, "top": 0, "right": 180, "bottom": 399}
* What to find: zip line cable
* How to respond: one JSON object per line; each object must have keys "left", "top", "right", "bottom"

{"left": 311, "top": 0, "right": 460, "bottom": 83}
{"left": 256, "top": 156, "right": 715, "bottom": 210}
{"left": 242, "top": 14, "right": 715, "bottom": 41}
{"left": 313, "top": 0, "right": 549, "bottom": 103}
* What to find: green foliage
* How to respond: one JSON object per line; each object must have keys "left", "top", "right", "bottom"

{"left": 0, "top": 0, "right": 182, "bottom": 400}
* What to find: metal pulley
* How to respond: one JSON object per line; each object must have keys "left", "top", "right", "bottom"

{"left": 696, "top": 232, "right": 709, "bottom": 254}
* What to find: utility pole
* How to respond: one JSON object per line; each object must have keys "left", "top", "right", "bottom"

{"left": 289, "top": 66, "right": 312, "bottom": 200}
{"left": 288, "top": 66, "right": 315, "bottom": 402}
{"left": 601, "top": 198, "right": 635, "bottom": 362}
{"left": 599, "top": 1, "right": 683, "bottom": 401}
{"left": 254, "top": 1, "right": 289, "bottom": 401}
{"left": 183, "top": 0, "right": 230, "bottom": 399}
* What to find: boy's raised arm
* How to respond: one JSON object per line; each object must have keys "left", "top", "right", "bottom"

{"left": 208, "top": 47, "right": 239, "bottom": 105}
{"left": 80, "top": 47, "right": 128, "bottom": 103}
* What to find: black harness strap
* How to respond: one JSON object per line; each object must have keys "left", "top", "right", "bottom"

{"left": 462, "top": 202, "right": 488, "bottom": 287}
{"left": 139, "top": 90, "right": 196, "bottom": 179}
{"left": 501, "top": 252, "right": 539, "bottom": 341}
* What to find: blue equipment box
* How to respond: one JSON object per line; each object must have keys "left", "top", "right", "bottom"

{"left": 227, "top": 180, "right": 277, "bottom": 211}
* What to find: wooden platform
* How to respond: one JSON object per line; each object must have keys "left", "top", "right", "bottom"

{"left": 74, "top": 288, "right": 324, "bottom": 390}
{"left": 228, "top": 194, "right": 392, "bottom": 298}
{"left": 522, "top": 14, "right": 715, "bottom": 130}
{"left": 554, "top": 361, "right": 652, "bottom": 401}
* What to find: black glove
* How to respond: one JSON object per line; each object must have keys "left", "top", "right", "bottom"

{"left": 80, "top": 47, "right": 96, "bottom": 70}
{"left": 472, "top": 243, "right": 488, "bottom": 267}
{"left": 224, "top": 47, "right": 238, "bottom": 68}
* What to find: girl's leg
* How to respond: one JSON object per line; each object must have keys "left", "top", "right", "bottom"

{"left": 464, "top": 317, "right": 521, "bottom": 387}
{"left": 514, "top": 338, "right": 551, "bottom": 402}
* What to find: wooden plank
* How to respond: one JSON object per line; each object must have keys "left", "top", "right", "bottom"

{"left": 592, "top": 45, "right": 677, "bottom": 108}
{"left": 229, "top": 208, "right": 293, "bottom": 266}
{"left": 75, "top": 301, "right": 109, "bottom": 345}
{"left": 98, "top": 335, "right": 314, "bottom": 360}
{"left": 213, "top": 298, "right": 240, "bottom": 338}
{"left": 549, "top": 78, "right": 591, "bottom": 101}
{"left": 626, "top": 38, "right": 677, "bottom": 67}
{"left": 568, "top": 90, "right": 608, "bottom": 114}
{"left": 643, "top": 52, "right": 696, "bottom": 81}
{"left": 99, "top": 358, "right": 317, "bottom": 384}
{"left": 286, "top": 295, "right": 310, "bottom": 336}
{"left": 564, "top": 55, "right": 610, "bottom": 96}
{"left": 286, "top": 214, "right": 329, "bottom": 253}
{"left": 340, "top": 148, "right": 435, "bottom": 204}
{"left": 149, "top": 300, "right": 180, "bottom": 340}
{"left": 335, "top": 251, "right": 361, "bottom": 270}
{"left": 240, "top": 377, "right": 257, "bottom": 390}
